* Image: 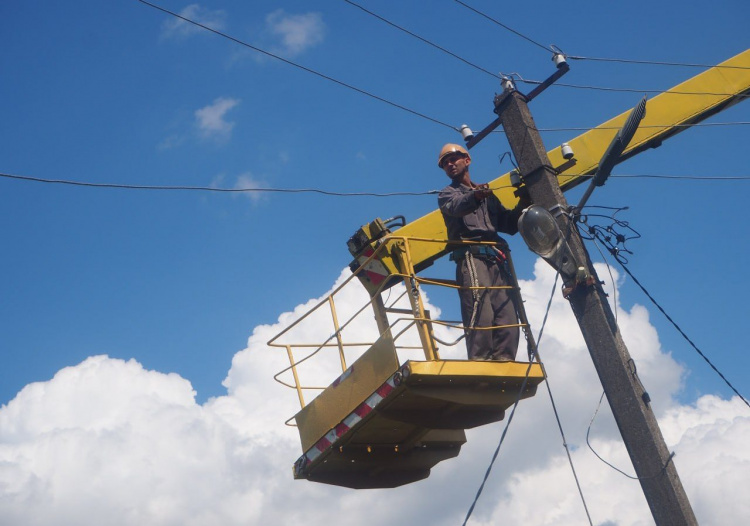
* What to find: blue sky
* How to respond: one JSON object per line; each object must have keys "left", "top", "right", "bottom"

{"left": 1, "top": 1, "right": 749, "bottom": 524}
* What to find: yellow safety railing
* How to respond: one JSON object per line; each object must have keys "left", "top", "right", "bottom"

{"left": 268, "top": 235, "right": 532, "bottom": 419}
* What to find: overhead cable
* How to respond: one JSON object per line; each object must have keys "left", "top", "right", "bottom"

{"left": 536, "top": 278, "right": 595, "bottom": 525}
{"left": 568, "top": 55, "right": 750, "bottom": 70}
{"left": 136, "top": 0, "right": 456, "bottom": 131}
{"left": 0, "top": 172, "right": 439, "bottom": 196}
{"left": 461, "top": 368, "right": 535, "bottom": 524}
{"left": 613, "top": 256, "right": 750, "bottom": 409}
{"left": 591, "top": 236, "right": 620, "bottom": 323}
{"left": 462, "top": 271, "right": 594, "bottom": 526}
{"left": 342, "top": 0, "right": 500, "bottom": 79}
{"left": 536, "top": 224, "right": 596, "bottom": 525}
{"left": 452, "top": 0, "right": 552, "bottom": 54}
{"left": 342, "top": 1, "right": 748, "bottom": 98}
{"left": 3, "top": 172, "right": 750, "bottom": 196}
{"left": 580, "top": 212, "right": 750, "bottom": 409}
{"left": 586, "top": 391, "right": 677, "bottom": 480}
{"left": 450, "top": 1, "right": 749, "bottom": 71}
{"left": 514, "top": 76, "right": 749, "bottom": 97}
{"left": 609, "top": 174, "right": 750, "bottom": 181}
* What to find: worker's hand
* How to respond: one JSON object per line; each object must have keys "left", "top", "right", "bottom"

{"left": 473, "top": 183, "right": 492, "bottom": 201}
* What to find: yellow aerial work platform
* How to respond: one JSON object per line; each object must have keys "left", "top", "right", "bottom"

{"left": 270, "top": 237, "right": 544, "bottom": 489}
{"left": 292, "top": 338, "right": 543, "bottom": 488}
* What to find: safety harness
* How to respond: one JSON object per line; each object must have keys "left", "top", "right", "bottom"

{"left": 450, "top": 244, "right": 512, "bottom": 333}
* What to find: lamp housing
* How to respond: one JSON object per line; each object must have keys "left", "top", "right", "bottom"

{"left": 518, "top": 205, "right": 579, "bottom": 278}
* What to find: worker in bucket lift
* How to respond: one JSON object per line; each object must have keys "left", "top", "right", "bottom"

{"left": 437, "top": 143, "right": 530, "bottom": 361}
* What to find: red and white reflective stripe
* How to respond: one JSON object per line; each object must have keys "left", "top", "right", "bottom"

{"left": 358, "top": 248, "right": 389, "bottom": 285}
{"left": 331, "top": 365, "right": 354, "bottom": 387}
{"left": 295, "top": 374, "right": 398, "bottom": 473}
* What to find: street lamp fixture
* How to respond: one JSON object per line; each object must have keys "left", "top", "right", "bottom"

{"left": 518, "top": 205, "right": 580, "bottom": 280}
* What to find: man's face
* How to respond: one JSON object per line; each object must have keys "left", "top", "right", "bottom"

{"left": 442, "top": 153, "right": 470, "bottom": 179}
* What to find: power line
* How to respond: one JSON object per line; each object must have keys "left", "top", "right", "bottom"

{"left": 341, "top": 1, "right": 749, "bottom": 99}
{"left": 462, "top": 271, "right": 594, "bottom": 526}
{"left": 569, "top": 55, "right": 750, "bottom": 70}
{"left": 535, "top": 277, "right": 595, "bottom": 526}
{"left": 342, "top": 0, "right": 500, "bottom": 79}
{"left": 450, "top": 1, "right": 749, "bottom": 71}
{"left": 462, "top": 275, "right": 557, "bottom": 525}
{"left": 579, "top": 213, "right": 750, "bottom": 410}
{"left": 0, "top": 172, "right": 439, "bottom": 197}
{"left": 136, "top": 0, "right": 457, "bottom": 131}
{"left": 610, "top": 174, "right": 750, "bottom": 181}
{"left": 584, "top": 238, "right": 686, "bottom": 481}
{"left": 612, "top": 256, "right": 750, "bottom": 410}
{"left": 585, "top": 391, "right": 678, "bottom": 480}
{"left": 3, "top": 172, "right": 750, "bottom": 196}
{"left": 514, "top": 76, "right": 750, "bottom": 97}
{"left": 460, "top": 363, "right": 536, "bottom": 525}
{"left": 139, "top": 0, "right": 747, "bottom": 136}
{"left": 452, "top": 0, "right": 552, "bottom": 54}
{"left": 537, "top": 225, "right": 596, "bottom": 525}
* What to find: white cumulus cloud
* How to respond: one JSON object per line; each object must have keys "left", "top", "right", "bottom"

{"left": 194, "top": 97, "right": 240, "bottom": 140}
{"left": 265, "top": 10, "right": 325, "bottom": 56}
{"left": 159, "top": 4, "right": 226, "bottom": 40}
{"left": 0, "top": 262, "right": 748, "bottom": 525}
{"left": 232, "top": 173, "right": 267, "bottom": 204}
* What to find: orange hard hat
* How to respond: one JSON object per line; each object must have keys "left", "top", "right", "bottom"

{"left": 438, "top": 143, "right": 470, "bottom": 168}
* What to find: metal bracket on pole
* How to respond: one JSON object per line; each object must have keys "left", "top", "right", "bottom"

{"left": 464, "top": 64, "right": 570, "bottom": 152}
{"left": 525, "top": 62, "right": 570, "bottom": 102}
{"left": 575, "top": 96, "right": 648, "bottom": 212}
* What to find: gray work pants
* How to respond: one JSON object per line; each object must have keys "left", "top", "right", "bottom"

{"left": 456, "top": 255, "right": 519, "bottom": 360}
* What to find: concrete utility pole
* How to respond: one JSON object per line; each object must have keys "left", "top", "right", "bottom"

{"left": 495, "top": 89, "right": 698, "bottom": 525}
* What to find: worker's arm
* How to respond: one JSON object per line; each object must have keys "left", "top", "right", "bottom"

{"left": 438, "top": 184, "right": 484, "bottom": 217}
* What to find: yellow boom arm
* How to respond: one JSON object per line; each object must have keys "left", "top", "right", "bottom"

{"left": 347, "top": 49, "right": 750, "bottom": 294}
